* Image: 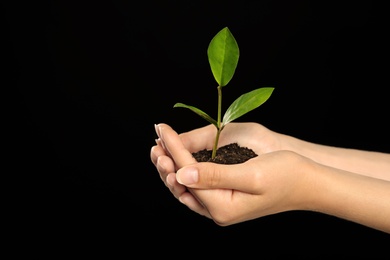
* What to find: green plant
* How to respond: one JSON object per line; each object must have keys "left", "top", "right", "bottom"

{"left": 174, "top": 27, "right": 274, "bottom": 159}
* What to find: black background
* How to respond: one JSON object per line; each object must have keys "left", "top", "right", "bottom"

{"left": 5, "top": 0, "right": 389, "bottom": 256}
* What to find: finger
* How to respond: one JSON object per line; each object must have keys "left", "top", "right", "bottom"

{"left": 150, "top": 144, "right": 165, "bottom": 166}
{"left": 179, "top": 124, "right": 217, "bottom": 152}
{"left": 176, "top": 158, "right": 263, "bottom": 194}
{"left": 158, "top": 123, "right": 197, "bottom": 168}
{"left": 166, "top": 172, "right": 187, "bottom": 198}
{"left": 156, "top": 155, "right": 175, "bottom": 184}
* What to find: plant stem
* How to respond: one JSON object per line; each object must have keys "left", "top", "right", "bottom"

{"left": 212, "top": 128, "right": 221, "bottom": 159}
{"left": 212, "top": 85, "right": 223, "bottom": 159}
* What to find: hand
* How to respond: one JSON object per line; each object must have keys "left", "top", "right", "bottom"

{"left": 150, "top": 123, "right": 313, "bottom": 225}
{"left": 150, "top": 122, "right": 283, "bottom": 203}
{"left": 151, "top": 123, "right": 390, "bottom": 232}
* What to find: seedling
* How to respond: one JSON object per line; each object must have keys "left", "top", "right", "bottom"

{"left": 174, "top": 27, "right": 274, "bottom": 159}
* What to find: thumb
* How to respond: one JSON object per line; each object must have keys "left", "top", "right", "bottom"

{"left": 176, "top": 161, "right": 259, "bottom": 193}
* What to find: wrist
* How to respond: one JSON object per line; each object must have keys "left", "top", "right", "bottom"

{"left": 277, "top": 133, "right": 303, "bottom": 153}
{"left": 288, "top": 154, "right": 324, "bottom": 211}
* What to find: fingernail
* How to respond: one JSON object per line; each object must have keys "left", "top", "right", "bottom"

{"left": 155, "top": 124, "right": 166, "bottom": 149}
{"left": 166, "top": 174, "right": 173, "bottom": 187}
{"left": 178, "top": 196, "right": 185, "bottom": 204}
{"left": 177, "top": 167, "right": 199, "bottom": 185}
{"left": 154, "top": 124, "right": 161, "bottom": 138}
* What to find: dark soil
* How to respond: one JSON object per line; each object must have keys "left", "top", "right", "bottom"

{"left": 192, "top": 143, "right": 257, "bottom": 164}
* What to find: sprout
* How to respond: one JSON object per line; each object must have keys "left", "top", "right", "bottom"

{"left": 174, "top": 27, "right": 274, "bottom": 159}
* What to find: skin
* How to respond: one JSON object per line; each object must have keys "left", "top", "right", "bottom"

{"left": 150, "top": 122, "right": 390, "bottom": 233}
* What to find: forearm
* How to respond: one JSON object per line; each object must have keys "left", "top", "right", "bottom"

{"left": 307, "top": 163, "right": 390, "bottom": 233}
{"left": 282, "top": 134, "right": 390, "bottom": 181}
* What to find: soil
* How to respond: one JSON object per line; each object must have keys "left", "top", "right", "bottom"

{"left": 192, "top": 143, "right": 257, "bottom": 164}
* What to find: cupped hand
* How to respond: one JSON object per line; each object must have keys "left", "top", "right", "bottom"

{"left": 150, "top": 122, "right": 276, "bottom": 199}
{"left": 150, "top": 123, "right": 313, "bottom": 225}
{"left": 174, "top": 151, "right": 314, "bottom": 225}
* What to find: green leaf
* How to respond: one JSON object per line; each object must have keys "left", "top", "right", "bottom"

{"left": 174, "top": 103, "right": 218, "bottom": 127}
{"left": 222, "top": 87, "right": 274, "bottom": 125}
{"left": 207, "top": 27, "right": 239, "bottom": 87}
